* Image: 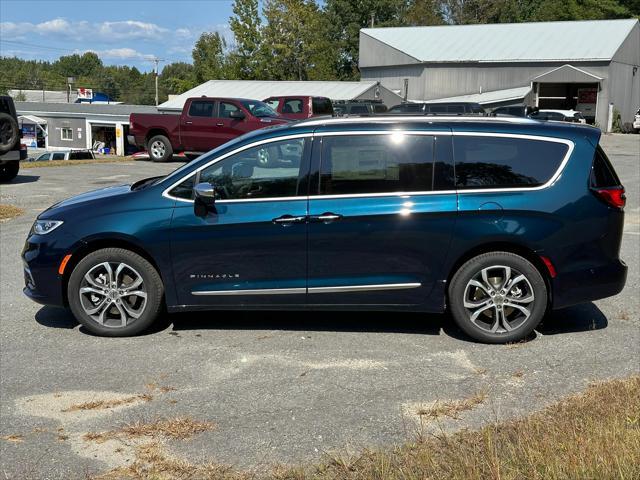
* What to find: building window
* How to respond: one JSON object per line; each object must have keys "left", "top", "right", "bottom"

{"left": 61, "top": 128, "right": 73, "bottom": 141}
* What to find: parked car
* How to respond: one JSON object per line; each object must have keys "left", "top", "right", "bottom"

{"left": 263, "top": 96, "right": 333, "bottom": 120}
{"left": 491, "top": 105, "right": 539, "bottom": 117}
{"left": 128, "top": 97, "right": 289, "bottom": 162}
{"left": 23, "top": 116, "right": 627, "bottom": 343}
{"left": 31, "top": 150, "right": 95, "bottom": 162}
{"left": 333, "top": 101, "right": 388, "bottom": 116}
{"left": 387, "top": 102, "right": 486, "bottom": 115}
{"left": 0, "top": 95, "right": 27, "bottom": 182}
{"left": 633, "top": 107, "right": 640, "bottom": 133}
{"left": 529, "top": 109, "right": 586, "bottom": 124}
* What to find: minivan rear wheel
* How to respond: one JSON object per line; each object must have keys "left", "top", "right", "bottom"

{"left": 448, "top": 252, "right": 547, "bottom": 344}
{"left": 68, "top": 248, "right": 164, "bottom": 337}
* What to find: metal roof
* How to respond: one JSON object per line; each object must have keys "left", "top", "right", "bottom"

{"left": 425, "top": 86, "right": 532, "bottom": 105}
{"left": 15, "top": 102, "right": 158, "bottom": 117}
{"left": 361, "top": 18, "right": 638, "bottom": 63}
{"left": 159, "top": 80, "right": 387, "bottom": 110}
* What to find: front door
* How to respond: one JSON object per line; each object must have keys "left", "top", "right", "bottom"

{"left": 307, "top": 130, "right": 457, "bottom": 309}
{"left": 179, "top": 99, "right": 218, "bottom": 152}
{"left": 169, "top": 136, "right": 311, "bottom": 306}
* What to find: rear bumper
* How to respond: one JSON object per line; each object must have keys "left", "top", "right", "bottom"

{"left": 0, "top": 148, "right": 28, "bottom": 162}
{"left": 552, "top": 258, "right": 627, "bottom": 309}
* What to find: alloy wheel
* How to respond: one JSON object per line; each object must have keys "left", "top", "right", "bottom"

{"left": 79, "top": 262, "right": 148, "bottom": 328}
{"left": 150, "top": 140, "right": 165, "bottom": 159}
{"left": 462, "top": 265, "right": 535, "bottom": 334}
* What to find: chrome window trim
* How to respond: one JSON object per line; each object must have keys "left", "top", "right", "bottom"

{"left": 451, "top": 132, "right": 574, "bottom": 194}
{"left": 163, "top": 130, "right": 575, "bottom": 203}
{"left": 191, "top": 283, "right": 421, "bottom": 296}
{"left": 308, "top": 283, "right": 421, "bottom": 293}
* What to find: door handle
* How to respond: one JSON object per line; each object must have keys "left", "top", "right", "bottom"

{"left": 310, "top": 212, "right": 343, "bottom": 223}
{"left": 272, "top": 215, "right": 306, "bottom": 226}
{"left": 216, "top": 123, "right": 224, "bottom": 127}
{"left": 185, "top": 121, "right": 193, "bottom": 125}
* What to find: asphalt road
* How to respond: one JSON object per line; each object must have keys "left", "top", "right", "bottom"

{"left": 1, "top": 135, "right": 639, "bottom": 478}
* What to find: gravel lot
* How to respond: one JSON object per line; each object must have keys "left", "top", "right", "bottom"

{"left": 1, "top": 135, "right": 638, "bottom": 478}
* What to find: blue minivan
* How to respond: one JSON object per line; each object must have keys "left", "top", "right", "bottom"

{"left": 22, "top": 116, "right": 627, "bottom": 343}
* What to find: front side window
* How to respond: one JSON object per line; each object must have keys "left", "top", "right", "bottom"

{"left": 282, "top": 99, "right": 303, "bottom": 114}
{"left": 188, "top": 101, "right": 215, "bottom": 117}
{"left": 318, "top": 134, "right": 434, "bottom": 195}
{"left": 169, "top": 138, "right": 306, "bottom": 201}
{"left": 240, "top": 100, "right": 278, "bottom": 118}
{"left": 219, "top": 102, "right": 240, "bottom": 118}
{"left": 265, "top": 98, "right": 280, "bottom": 110}
{"left": 61, "top": 128, "right": 73, "bottom": 141}
{"left": 454, "top": 136, "right": 569, "bottom": 189}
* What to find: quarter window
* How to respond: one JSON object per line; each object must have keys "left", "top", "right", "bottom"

{"left": 61, "top": 128, "right": 73, "bottom": 141}
{"left": 318, "top": 134, "right": 434, "bottom": 195}
{"left": 282, "top": 99, "right": 303, "bottom": 114}
{"left": 170, "top": 138, "right": 306, "bottom": 201}
{"left": 188, "top": 101, "right": 215, "bottom": 117}
{"left": 454, "top": 136, "right": 569, "bottom": 189}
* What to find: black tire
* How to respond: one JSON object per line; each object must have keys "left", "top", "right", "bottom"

{"left": 0, "top": 161, "right": 19, "bottom": 182}
{"left": 448, "top": 252, "right": 547, "bottom": 344}
{"left": 67, "top": 248, "right": 164, "bottom": 337}
{"left": 0, "top": 112, "right": 19, "bottom": 154}
{"left": 147, "top": 135, "right": 173, "bottom": 162}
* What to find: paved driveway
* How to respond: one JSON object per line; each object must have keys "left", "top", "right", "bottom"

{"left": 1, "top": 136, "right": 638, "bottom": 478}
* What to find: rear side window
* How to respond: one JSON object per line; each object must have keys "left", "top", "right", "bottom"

{"left": 282, "top": 99, "right": 303, "bottom": 114}
{"left": 189, "top": 101, "right": 215, "bottom": 117}
{"left": 454, "top": 136, "right": 569, "bottom": 189}
{"left": 52, "top": 153, "right": 66, "bottom": 160}
{"left": 429, "top": 105, "right": 448, "bottom": 114}
{"left": 319, "top": 134, "right": 434, "bottom": 195}
{"left": 590, "top": 145, "right": 620, "bottom": 188}
{"left": 448, "top": 105, "right": 465, "bottom": 114}
{"left": 312, "top": 97, "right": 333, "bottom": 115}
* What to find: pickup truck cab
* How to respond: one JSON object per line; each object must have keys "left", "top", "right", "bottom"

{"left": 129, "top": 97, "right": 288, "bottom": 162}
{"left": 263, "top": 96, "right": 333, "bottom": 120}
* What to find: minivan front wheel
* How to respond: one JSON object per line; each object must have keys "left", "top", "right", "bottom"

{"left": 68, "top": 248, "right": 164, "bottom": 336}
{"left": 449, "top": 252, "right": 547, "bottom": 343}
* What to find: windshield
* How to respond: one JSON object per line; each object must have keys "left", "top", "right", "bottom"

{"left": 240, "top": 100, "right": 279, "bottom": 118}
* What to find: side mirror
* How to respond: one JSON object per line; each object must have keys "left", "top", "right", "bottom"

{"left": 194, "top": 182, "right": 216, "bottom": 206}
{"left": 229, "top": 110, "right": 245, "bottom": 120}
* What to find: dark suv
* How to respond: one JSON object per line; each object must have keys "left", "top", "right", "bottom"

{"left": 388, "top": 102, "right": 486, "bottom": 115}
{"left": 23, "top": 116, "right": 626, "bottom": 343}
{"left": 333, "top": 101, "right": 388, "bottom": 116}
{"left": 0, "top": 96, "right": 27, "bottom": 182}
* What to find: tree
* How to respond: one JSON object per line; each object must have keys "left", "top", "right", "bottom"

{"left": 192, "top": 32, "right": 229, "bottom": 83}
{"left": 228, "top": 0, "right": 265, "bottom": 79}
{"left": 262, "top": 0, "right": 335, "bottom": 80}
{"left": 323, "top": 0, "right": 407, "bottom": 79}
{"left": 401, "top": 0, "right": 446, "bottom": 26}
{"left": 160, "top": 62, "right": 197, "bottom": 98}
{"left": 53, "top": 52, "right": 103, "bottom": 78}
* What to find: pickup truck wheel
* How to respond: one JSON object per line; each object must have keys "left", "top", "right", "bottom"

{"left": 147, "top": 135, "right": 173, "bottom": 162}
{"left": 0, "top": 161, "right": 19, "bottom": 182}
{"left": 0, "top": 112, "right": 20, "bottom": 154}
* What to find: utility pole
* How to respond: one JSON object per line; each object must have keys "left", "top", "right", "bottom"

{"left": 371, "top": 13, "right": 375, "bottom": 28}
{"left": 152, "top": 58, "right": 165, "bottom": 106}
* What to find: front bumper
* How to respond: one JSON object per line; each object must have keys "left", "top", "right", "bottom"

{"left": 552, "top": 258, "right": 628, "bottom": 309}
{"left": 22, "top": 232, "right": 78, "bottom": 308}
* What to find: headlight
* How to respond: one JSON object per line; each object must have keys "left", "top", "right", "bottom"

{"left": 33, "top": 220, "right": 64, "bottom": 235}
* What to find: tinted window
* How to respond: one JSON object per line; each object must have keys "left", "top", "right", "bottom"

{"left": 169, "top": 175, "right": 195, "bottom": 200}
{"left": 349, "top": 105, "right": 369, "bottom": 115}
{"left": 198, "top": 138, "right": 305, "bottom": 200}
{"left": 590, "top": 145, "right": 620, "bottom": 188}
{"left": 470, "top": 104, "right": 486, "bottom": 114}
{"left": 188, "top": 101, "right": 215, "bottom": 117}
{"left": 448, "top": 105, "right": 465, "bottom": 114}
{"left": 373, "top": 104, "right": 388, "bottom": 113}
{"left": 319, "top": 134, "right": 434, "bottom": 195}
{"left": 454, "top": 136, "right": 568, "bottom": 189}
{"left": 282, "top": 99, "right": 303, "bottom": 114}
{"left": 428, "top": 105, "right": 448, "bottom": 113}
{"left": 52, "top": 152, "right": 66, "bottom": 160}
{"left": 219, "top": 102, "right": 240, "bottom": 118}
{"left": 312, "top": 97, "right": 333, "bottom": 115}
{"left": 69, "top": 151, "right": 93, "bottom": 160}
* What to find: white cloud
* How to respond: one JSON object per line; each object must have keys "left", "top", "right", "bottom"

{"left": 84, "top": 48, "right": 156, "bottom": 61}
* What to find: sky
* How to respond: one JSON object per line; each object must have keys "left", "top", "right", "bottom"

{"left": 0, "top": 0, "right": 237, "bottom": 72}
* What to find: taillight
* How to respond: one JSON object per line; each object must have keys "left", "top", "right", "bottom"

{"left": 20, "top": 143, "right": 27, "bottom": 151}
{"left": 593, "top": 187, "right": 626, "bottom": 209}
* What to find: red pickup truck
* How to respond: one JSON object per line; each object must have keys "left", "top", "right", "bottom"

{"left": 129, "top": 97, "right": 289, "bottom": 162}
{"left": 263, "top": 96, "right": 333, "bottom": 120}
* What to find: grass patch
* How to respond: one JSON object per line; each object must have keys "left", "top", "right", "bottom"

{"left": 415, "top": 391, "right": 487, "bottom": 420}
{"left": 84, "top": 416, "right": 216, "bottom": 444}
{"left": 0, "top": 204, "right": 24, "bottom": 221}
{"left": 22, "top": 156, "right": 133, "bottom": 169}
{"left": 90, "top": 376, "right": 640, "bottom": 480}
{"left": 62, "top": 393, "right": 153, "bottom": 412}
